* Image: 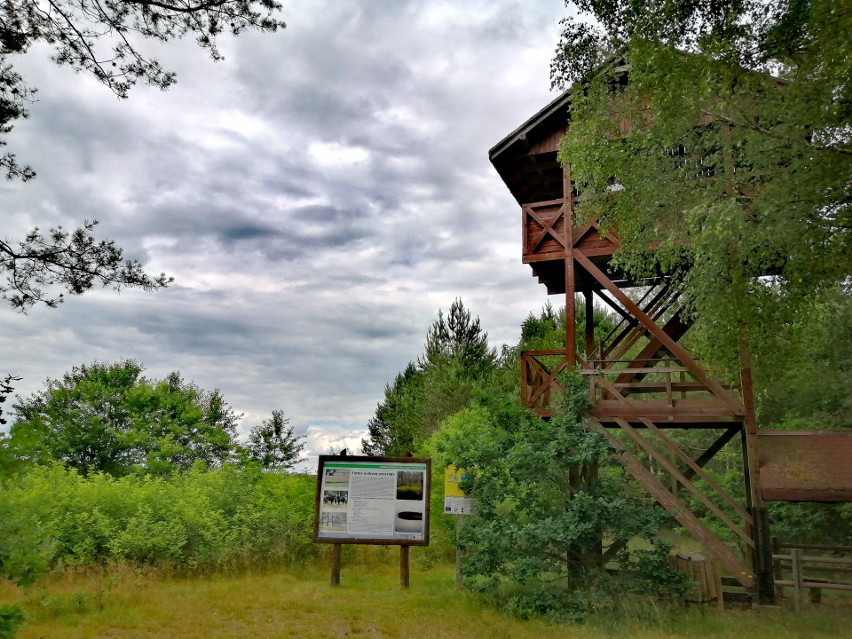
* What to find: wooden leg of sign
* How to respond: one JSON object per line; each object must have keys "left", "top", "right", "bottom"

{"left": 455, "top": 514, "right": 465, "bottom": 591}
{"left": 400, "top": 545, "right": 410, "bottom": 589}
{"left": 331, "top": 543, "right": 341, "bottom": 586}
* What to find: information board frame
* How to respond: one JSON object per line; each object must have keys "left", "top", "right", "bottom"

{"left": 313, "top": 455, "right": 431, "bottom": 547}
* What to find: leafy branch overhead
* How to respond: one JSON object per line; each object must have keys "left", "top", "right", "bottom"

{"left": 0, "top": 1, "right": 286, "bottom": 311}
{"left": 1, "top": 1, "right": 286, "bottom": 100}
{"left": 0, "top": 220, "right": 172, "bottom": 311}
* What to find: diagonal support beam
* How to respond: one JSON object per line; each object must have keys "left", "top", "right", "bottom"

{"left": 641, "top": 420, "right": 751, "bottom": 523}
{"left": 615, "top": 311, "right": 691, "bottom": 393}
{"left": 615, "top": 418, "right": 753, "bottom": 548}
{"left": 524, "top": 204, "right": 567, "bottom": 253}
{"left": 525, "top": 356, "right": 570, "bottom": 406}
{"left": 574, "top": 251, "right": 744, "bottom": 415}
{"left": 600, "top": 283, "right": 679, "bottom": 363}
{"left": 595, "top": 288, "right": 635, "bottom": 322}
{"left": 601, "top": 427, "right": 743, "bottom": 564}
{"left": 687, "top": 428, "right": 739, "bottom": 480}
{"left": 589, "top": 419, "right": 755, "bottom": 587}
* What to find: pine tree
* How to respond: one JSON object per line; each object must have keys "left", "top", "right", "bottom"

{"left": 247, "top": 410, "right": 305, "bottom": 470}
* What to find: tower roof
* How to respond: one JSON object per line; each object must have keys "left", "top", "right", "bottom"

{"left": 488, "top": 91, "right": 571, "bottom": 206}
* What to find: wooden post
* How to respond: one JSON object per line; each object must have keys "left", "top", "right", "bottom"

{"left": 791, "top": 548, "right": 803, "bottom": 610}
{"left": 584, "top": 285, "right": 595, "bottom": 358}
{"left": 752, "top": 507, "right": 775, "bottom": 605}
{"left": 670, "top": 448, "right": 678, "bottom": 496}
{"left": 809, "top": 585, "right": 822, "bottom": 605}
{"left": 739, "top": 329, "right": 775, "bottom": 605}
{"left": 565, "top": 261, "right": 576, "bottom": 365}
{"left": 400, "top": 545, "right": 410, "bottom": 589}
{"left": 455, "top": 515, "right": 465, "bottom": 590}
{"left": 330, "top": 543, "right": 341, "bottom": 586}
{"left": 772, "top": 537, "right": 783, "bottom": 601}
{"left": 713, "top": 557, "right": 724, "bottom": 610}
{"left": 564, "top": 164, "right": 576, "bottom": 366}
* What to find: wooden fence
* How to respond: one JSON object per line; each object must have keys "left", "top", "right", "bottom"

{"left": 772, "top": 540, "right": 852, "bottom": 609}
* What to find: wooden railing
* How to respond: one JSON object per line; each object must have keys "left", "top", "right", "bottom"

{"left": 521, "top": 353, "right": 739, "bottom": 415}
{"left": 520, "top": 349, "right": 570, "bottom": 413}
{"left": 585, "top": 358, "right": 720, "bottom": 404}
{"left": 772, "top": 541, "right": 852, "bottom": 609}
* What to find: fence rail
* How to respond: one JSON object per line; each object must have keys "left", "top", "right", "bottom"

{"left": 772, "top": 539, "right": 852, "bottom": 609}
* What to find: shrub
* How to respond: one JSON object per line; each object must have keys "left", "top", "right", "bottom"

{"left": 0, "top": 463, "right": 318, "bottom": 583}
{"left": 433, "top": 379, "right": 690, "bottom": 620}
{"left": 0, "top": 605, "right": 24, "bottom": 639}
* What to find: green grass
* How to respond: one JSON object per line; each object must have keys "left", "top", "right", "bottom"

{"left": 1, "top": 562, "right": 849, "bottom": 638}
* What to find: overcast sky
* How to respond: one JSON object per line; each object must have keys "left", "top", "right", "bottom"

{"left": 0, "top": 0, "right": 569, "bottom": 467}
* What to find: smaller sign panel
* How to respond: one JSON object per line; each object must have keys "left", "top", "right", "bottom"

{"left": 444, "top": 465, "right": 476, "bottom": 515}
{"left": 314, "top": 456, "right": 431, "bottom": 546}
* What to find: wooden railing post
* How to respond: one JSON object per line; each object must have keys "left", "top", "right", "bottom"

{"left": 772, "top": 537, "right": 783, "bottom": 601}
{"left": 791, "top": 548, "right": 803, "bottom": 610}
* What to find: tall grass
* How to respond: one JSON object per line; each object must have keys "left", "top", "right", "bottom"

{"left": 3, "top": 464, "right": 849, "bottom": 638}
{"left": 1, "top": 563, "right": 849, "bottom": 639}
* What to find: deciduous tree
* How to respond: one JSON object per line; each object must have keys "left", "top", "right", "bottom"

{"left": 551, "top": 0, "right": 851, "bottom": 373}
{"left": 433, "top": 381, "right": 688, "bottom": 620}
{"left": 7, "top": 360, "right": 241, "bottom": 476}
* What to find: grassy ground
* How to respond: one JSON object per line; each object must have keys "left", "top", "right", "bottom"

{"left": 1, "top": 562, "right": 849, "bottom": 639}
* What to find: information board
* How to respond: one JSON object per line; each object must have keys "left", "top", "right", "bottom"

{"left": 313, "top": 456, "right": 431, "bottom": 546}
{"left": 443, "top": 465, "right": 477, "bottom": 515}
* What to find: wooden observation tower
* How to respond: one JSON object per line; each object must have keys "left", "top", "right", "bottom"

{"left": 490, "top": 93, "right": 852, "bottom": 603}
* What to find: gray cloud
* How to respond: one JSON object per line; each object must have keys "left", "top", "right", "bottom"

{"left": 0, "top": 0, "right": 567, "bottom": 464}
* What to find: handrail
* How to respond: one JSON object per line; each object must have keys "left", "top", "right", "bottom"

{"left": 582, "top": 367, "right": 693, "bottom": 375}
{"left": 520, "top": 350, "right": 741, "bottom": 415}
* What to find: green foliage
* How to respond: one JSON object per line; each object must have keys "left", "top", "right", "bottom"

{"left": 0, "top": 374, "right": 21, "bottom": 427}
{"left": 755, "top": 285, "right": 852, "bottom": 428}
{"left": 0, "top": 464, "right": 316, "bottom": 585}
{"left": 520, "top": 299, "right": 618, "bottom": 353}
{"left": 768, "top": 502, "right": 852, "bottom": 547}
{"left": 6, "top": 360, "right": 241, "bottom": 477}
{"left": 0, "top": 605, "right": 25, "bottom": 639}
{"left": 361, "top": 363, "right": 425, "bottom": 456}
{"left": 433, "top": 379, "right": 689, "bottom": 620}
{"left": 552, "top": 1, "right": 851, "bottom": 373}
{"left": 361, "top": 299, "right": 501, "bottom": 456}
{"left": 420, "top": 298, "right": 497, "bottom": 374}
{"left": 520, "top": 301, "right": 564, "bottom": 349}
{"left": 246, "top": 409, "right": 305, "bottom": 470}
